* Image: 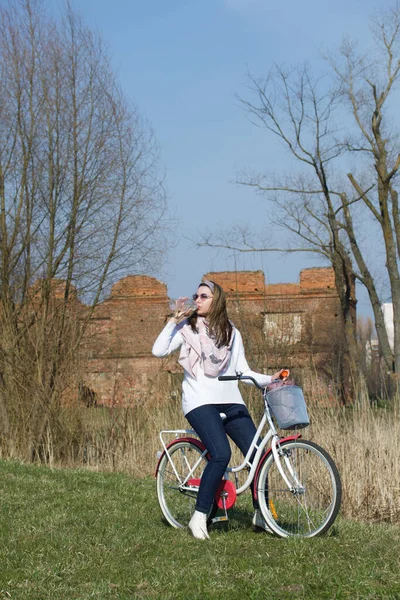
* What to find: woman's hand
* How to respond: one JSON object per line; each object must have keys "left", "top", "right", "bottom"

{"left": 170, "top": 297, "right": 195, "bottom": 324}
{"left": 271, "top": 368, "right": 290, "bottom": 381}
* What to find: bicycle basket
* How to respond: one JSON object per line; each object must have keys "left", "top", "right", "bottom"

{"left": 266, "top": 385, "right": 310, "bottom": 430}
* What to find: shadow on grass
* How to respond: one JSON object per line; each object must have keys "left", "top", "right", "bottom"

{"left": 210, "top": 507, "right": 341, "bottom": 538}
{"left": 156, "top": 502, "right": 341, "bottom": 538}
{"left": 209, "top": 505, "right": 253, "bottom": 534}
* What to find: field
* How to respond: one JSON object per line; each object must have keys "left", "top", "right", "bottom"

{"left": 43, "top": 386, "right": 400, "bottom": 525}
{"left": 1, "top": 459, "right": 400, "bottom": 600}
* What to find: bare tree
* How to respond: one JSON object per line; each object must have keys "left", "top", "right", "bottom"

{"left": 199, "top": 5, "right": 400, "bottom": 392}
{"left": 199, "top": 65, "right": 360, "bottom": 400}
{"left": 0, "top": 0, "right": 172, "bottom": 459}
{"left": 329, "top": 10, "right": 400, "bottom": 376}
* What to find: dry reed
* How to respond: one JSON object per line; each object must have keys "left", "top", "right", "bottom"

{"left": 3, "top": 371, "right": 399, "bottom": 525}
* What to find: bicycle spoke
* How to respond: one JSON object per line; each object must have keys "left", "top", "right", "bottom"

{"left": 156, "top": 440, "right": 211, "bottom": 529}
{"left": 257, "top": 440, "right": 341, "bottom": 537}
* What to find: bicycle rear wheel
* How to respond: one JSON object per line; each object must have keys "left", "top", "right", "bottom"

{"left": 156, "top": 439, "right": 211, "bottom": 529}
{"left": 257, "top": 439, "right": 341, "bottom": 538}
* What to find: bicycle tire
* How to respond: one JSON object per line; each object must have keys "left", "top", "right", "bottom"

{"left": 256, "top": 439, "right": 341, "bottom": 538}
{"left": 156, "top": 439, "right": 215, "bottom": 529}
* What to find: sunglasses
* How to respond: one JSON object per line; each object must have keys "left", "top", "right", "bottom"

{"left": 192, "top": 293, "right": 213, "bottom": 301}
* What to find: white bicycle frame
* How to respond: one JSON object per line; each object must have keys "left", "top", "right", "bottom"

{"left": 159, "top": 388, "right": 303, "bottom": 499}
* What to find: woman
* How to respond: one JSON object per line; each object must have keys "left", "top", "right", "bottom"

{"left": 152, "top": 280, "right": 287, "bottom": 540}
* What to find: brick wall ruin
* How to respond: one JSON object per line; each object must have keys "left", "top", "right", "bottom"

{"left": 82, "top": 267, "right": 344, "bottom": 406}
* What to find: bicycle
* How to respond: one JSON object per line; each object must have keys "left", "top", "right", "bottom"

{"left": 155, "top": 373, "right": 342, "bottom": 538}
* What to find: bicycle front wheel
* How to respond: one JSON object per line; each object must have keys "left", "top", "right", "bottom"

{"left": 156, "top": 439, "right": 211, "bottom": 529}
{"left": 257, "top": 439, "right": 341, "bottom": 538}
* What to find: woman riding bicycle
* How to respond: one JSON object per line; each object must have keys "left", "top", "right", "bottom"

{"left": 152, "top": 279, "right": 288, "bottom": 540}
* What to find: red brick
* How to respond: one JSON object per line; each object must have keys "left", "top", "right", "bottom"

{"left": 79, "top": 268, "right": 345, "bottom": 405}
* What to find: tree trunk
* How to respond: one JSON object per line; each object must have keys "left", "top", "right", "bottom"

{"left": 331, "top": 244, "right": 359, "bottom": 402}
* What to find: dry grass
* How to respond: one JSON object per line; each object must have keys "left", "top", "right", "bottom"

{"left": 2, "top": 372, "right": 399, "bottom": 525}
{"left": 116, "top": 378, "right": 400, "bottom": 525}
{"left": 308, "top": 403, "right": 400, "bottom": 523}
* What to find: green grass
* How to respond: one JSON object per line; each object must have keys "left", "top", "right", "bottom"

{"left": 1, "top": 460, "right": 400, "bottom": 600}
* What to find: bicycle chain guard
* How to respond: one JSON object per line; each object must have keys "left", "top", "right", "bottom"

{"left": 215, "top": 479, "right": 237, "bottom": 509}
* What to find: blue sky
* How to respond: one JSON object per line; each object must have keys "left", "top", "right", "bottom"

{"left": 77, "top": 0, "right": 383, "bottom": 313}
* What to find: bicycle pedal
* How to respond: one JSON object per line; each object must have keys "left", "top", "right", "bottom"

{"left": 211, "top": 515, "right": 229, "bottom": 523}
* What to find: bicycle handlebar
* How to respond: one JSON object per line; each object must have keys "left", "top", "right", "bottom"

{"left": 218, "top": 374, "right": 265, "bottom": 390}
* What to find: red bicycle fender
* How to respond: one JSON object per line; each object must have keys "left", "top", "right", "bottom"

{"left": 154, "top": 437, "right": 208, "bottom": 477}
{"left": 252, "top": 434, "right": 302, "bottom": 502}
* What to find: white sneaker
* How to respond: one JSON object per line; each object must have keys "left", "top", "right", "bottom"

{"left": 188, "top": 510, "right": 210, "bottom": 540}
{"left": 252, "top": 509, "right": 273, "bottom": 533}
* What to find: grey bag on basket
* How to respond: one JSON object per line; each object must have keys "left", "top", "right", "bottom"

{"left": 266, "top": 382, "right": 310, "bottom": 430}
